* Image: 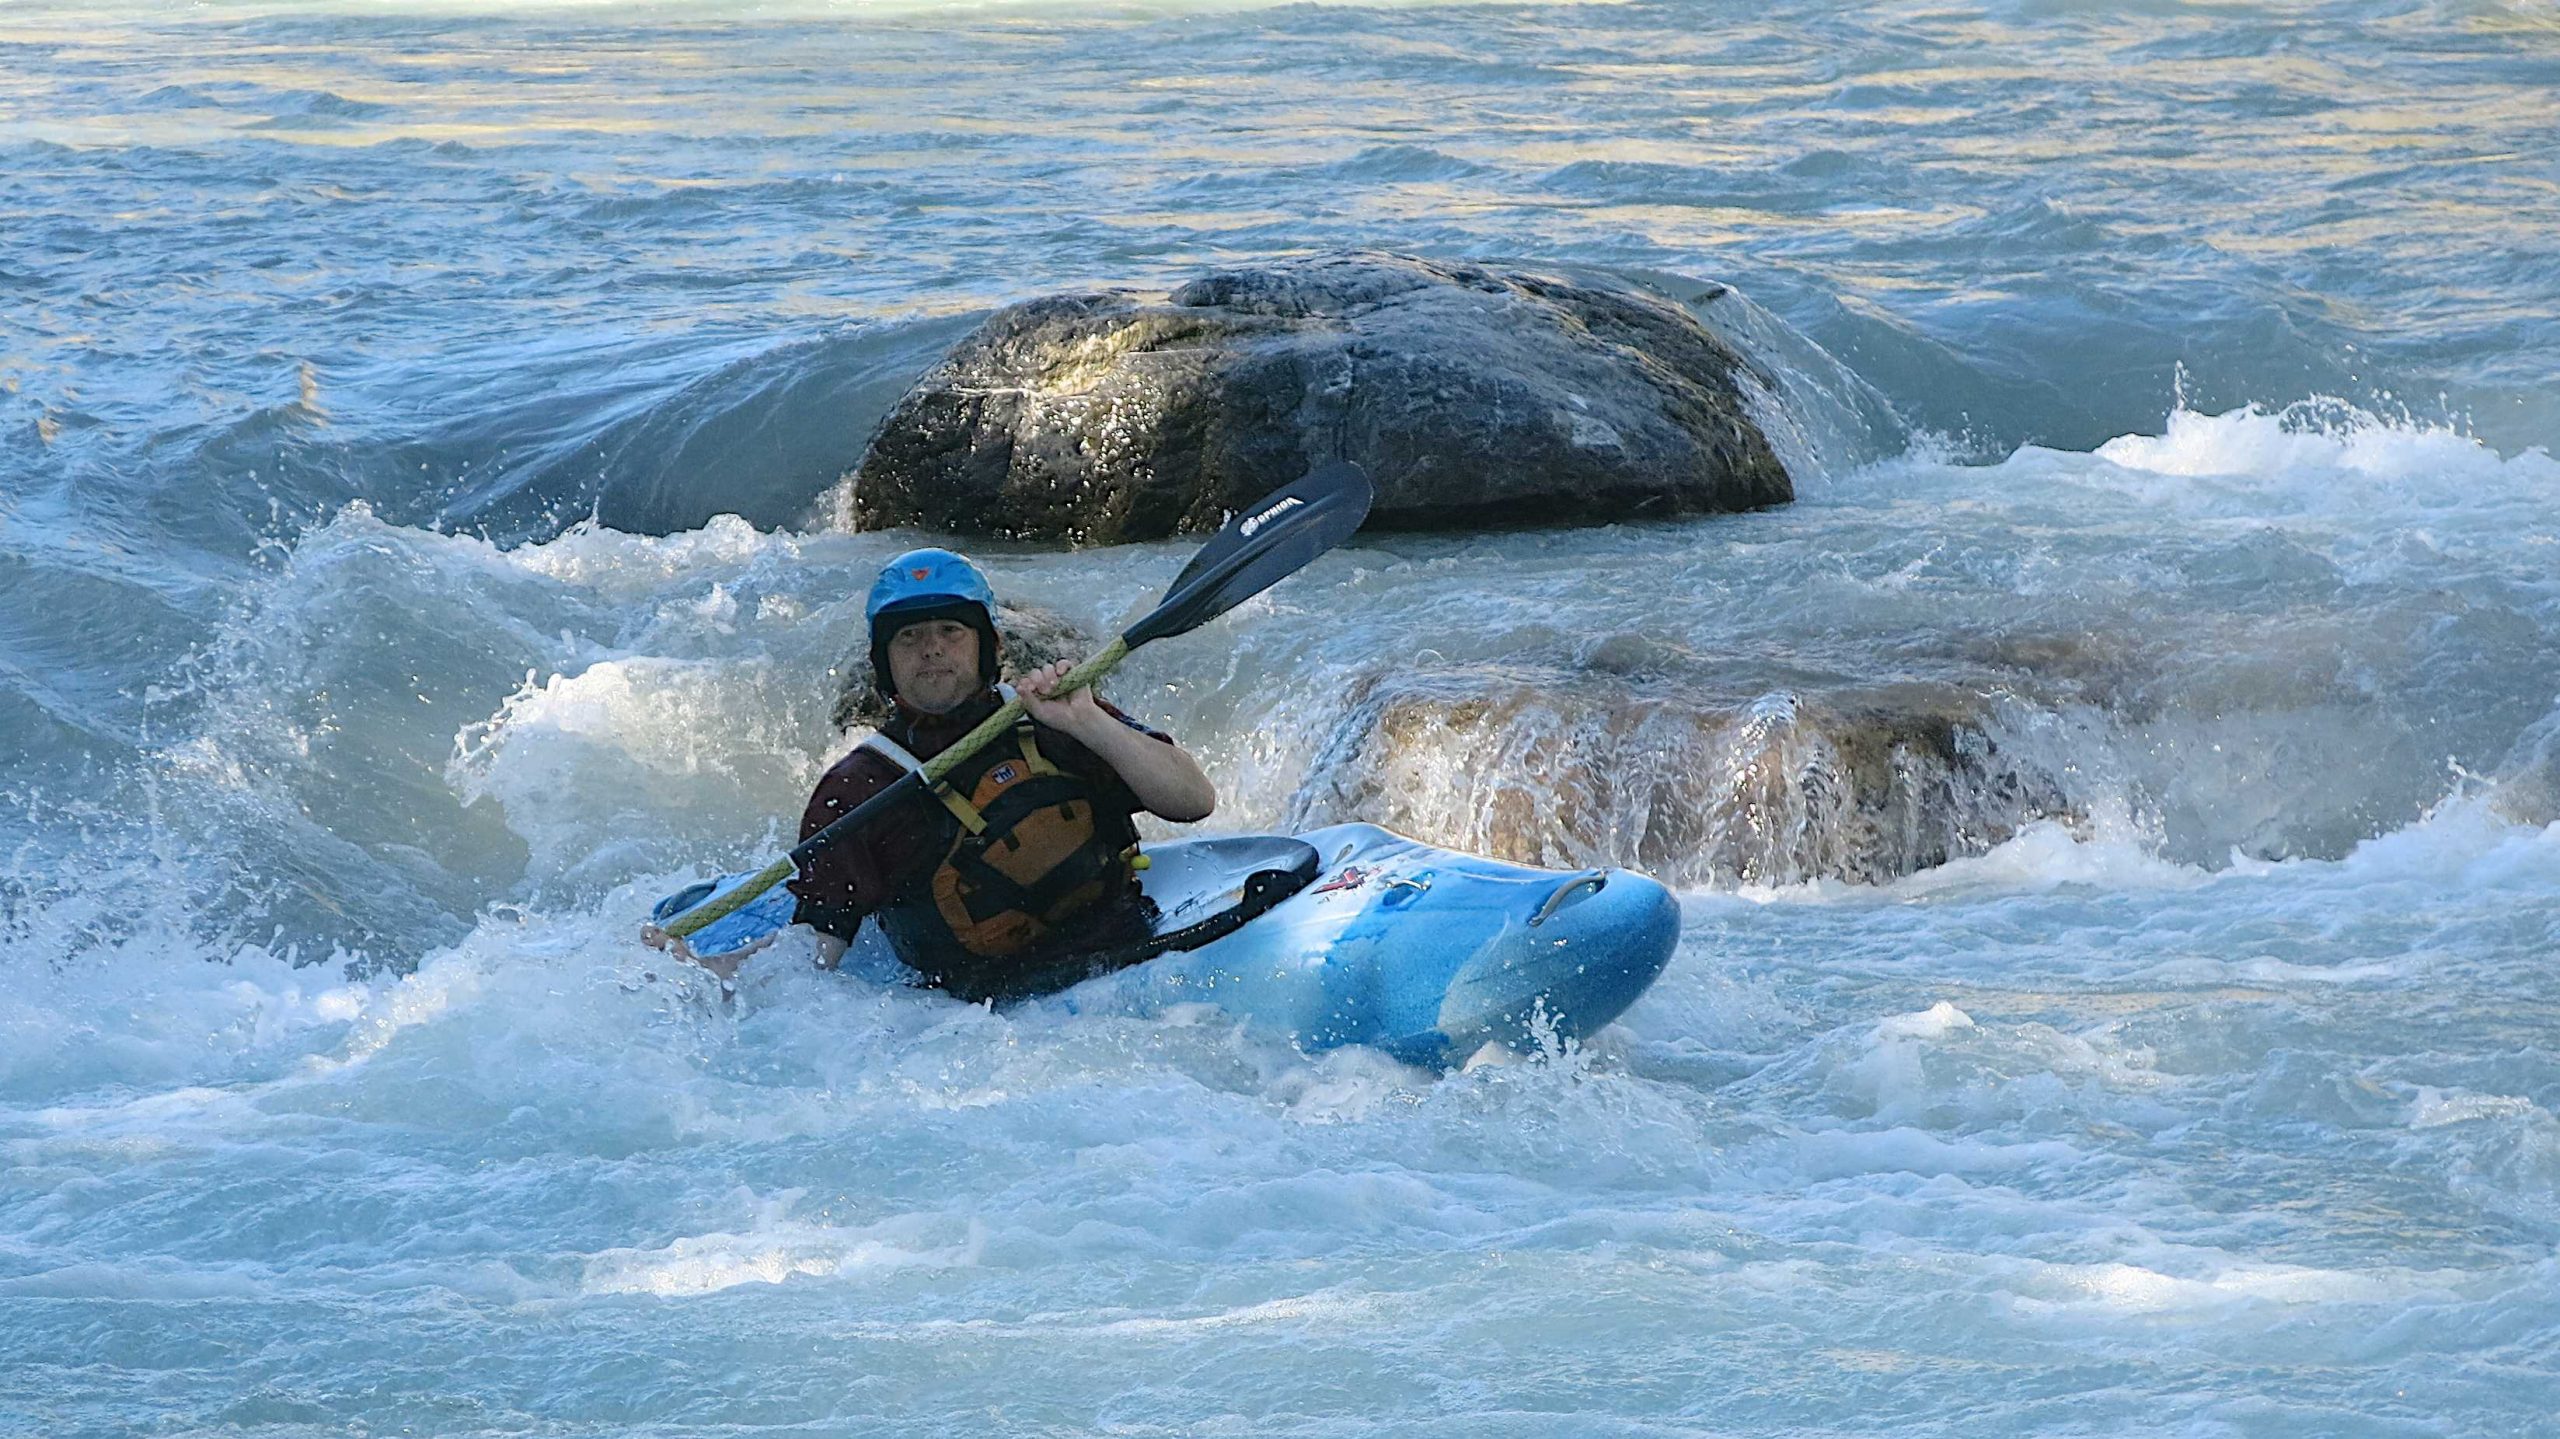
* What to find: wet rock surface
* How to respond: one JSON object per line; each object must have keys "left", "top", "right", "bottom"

{"left": 1283, "top": 666, "right": 2085, "bottom": 888}
{"left": 2490, "top": 712, "right": 2560, "bottom": 827}
{"left": 848, "top": 251, "right": 1791, "bottom": 542}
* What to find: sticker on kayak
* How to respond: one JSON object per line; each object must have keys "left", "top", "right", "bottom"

{"left": 1312, "top": 865, "right": 1372, "bottom": 895}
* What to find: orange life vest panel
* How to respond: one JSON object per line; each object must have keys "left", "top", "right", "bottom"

{"left": 864, "top": 718, "right": 1146, "bottom": 988}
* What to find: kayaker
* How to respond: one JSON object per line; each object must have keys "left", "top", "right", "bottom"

{"left": 784, "top": 548, "right": 1217, "bottom": 1001}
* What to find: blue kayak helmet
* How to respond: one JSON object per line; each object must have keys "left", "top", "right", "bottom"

{"left": 865, "top": 547, "right": 1001, "bottom": 697}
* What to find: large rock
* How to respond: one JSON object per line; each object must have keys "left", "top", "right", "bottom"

{"left": 1284, "top": 667, "right": 2081, "bottom": 888}
{"left": 849, "top": 252, "right": 1791, "bottom": 541}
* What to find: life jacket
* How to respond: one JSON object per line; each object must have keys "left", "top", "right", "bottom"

{"left": 863, "top": 701, "right": 1149, "bottom": 995}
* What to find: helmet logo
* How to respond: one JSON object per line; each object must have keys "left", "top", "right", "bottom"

{"left": 910, "top": 567, "right": 932, "bottom": 580}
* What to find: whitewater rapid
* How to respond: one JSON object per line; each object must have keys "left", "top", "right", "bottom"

{"left": 12, "top": 399, "right": 2557, "bottom": 1434}
{"left": 7, "top": 0, "right": 2560, "bottom": 1433}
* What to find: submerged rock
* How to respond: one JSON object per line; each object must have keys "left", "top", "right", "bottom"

{"left": 1283, "top": 667, "right": 2083, "bottom": 888}
{"left": 848, "top": 251, "right": 1791, "bottom": 542}
{"left": 830, "top": 602, "right": 1099, "bottom": 731}
{"left": 2490, "top": 710, "right": 2560, "bottom": 827}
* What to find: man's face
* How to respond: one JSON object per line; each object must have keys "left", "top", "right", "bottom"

{"left": 886, "top": 617, "right": 981, "bottom": 714}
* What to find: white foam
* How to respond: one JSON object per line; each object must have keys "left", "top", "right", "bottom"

{"left": 448, "top": 657, "right": 818, "bottom": 887}
{"left": 2405, "top": 1088, "right": 2542, "bottom": 1131}
{"left": 1085, "top": 1290, "right": 1384, "bottom": 1335}
{"left": 1789, "top": 1126, "right": 2085, "bottom": 1181}
{"left": 1267, "top": 1043, "right": 1437, "bottom": 1122}
{"left": 501, "top": 513, "right": 798, "bottom": 591}
{"left": 2004, "top": 1256, "right": 2453, "bottom": 1317}
{"left": 580, "top": 1206, "right": 984, "bottom": 1297}
{"left": 2148, "top": 399, "right": 2546, "bottom": 484}
{"left": 1874, "top": 1000, "right": 1975, "bottom": 1042}
{"left": 0, "top": 937, "right": 373, "bottom": 1104}
{"left": 2129, "top": 953, "right": 2405, "bottom": 986}
{"left": 1889, "top": 816, "right": 2207, "bottom": 898}
{"left": 2330, "top": 794, "right": 2560, "bottom": 887}
{"left": 0, "top": 1260, "right": 269, "bottom": 1302}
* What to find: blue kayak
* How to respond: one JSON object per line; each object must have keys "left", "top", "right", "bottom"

{"left": 652, "top": 823, "right": 1681, "bottom": 1067}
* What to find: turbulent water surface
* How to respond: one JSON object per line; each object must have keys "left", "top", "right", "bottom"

{"left": 5, "top": 0, "right": 2559, "bottom": 1434}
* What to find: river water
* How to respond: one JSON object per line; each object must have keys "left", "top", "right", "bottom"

{"left": 4, "top": 1, "right": 2557, "bottom": 1434}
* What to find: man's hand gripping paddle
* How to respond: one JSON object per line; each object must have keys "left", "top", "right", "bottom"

{"left": 645, "top": 460, "right": 1375, "bottom": 953}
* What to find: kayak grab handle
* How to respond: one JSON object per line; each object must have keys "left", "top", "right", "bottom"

{"left": 1528, "top": 872, "right": 1608, "bottom": 927}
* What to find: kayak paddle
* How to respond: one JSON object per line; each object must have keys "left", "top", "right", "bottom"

{"left": 650, "top": 459, "right": 1375, "bottom": 943}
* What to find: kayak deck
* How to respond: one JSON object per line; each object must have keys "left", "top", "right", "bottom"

{"left": 652, "top": 823, "right": 1680, "bottom": 1066}
{"left": 1060, "top": 824, "right": 1680, "bottom": 1065}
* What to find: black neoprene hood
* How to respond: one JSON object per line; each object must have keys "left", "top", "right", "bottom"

{"left": 868, "top": 599, "right": 1001, "bottom": 697}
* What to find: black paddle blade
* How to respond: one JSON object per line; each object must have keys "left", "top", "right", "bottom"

{"left": 1122, "top": 460, "right": 1374, "bottom": 648}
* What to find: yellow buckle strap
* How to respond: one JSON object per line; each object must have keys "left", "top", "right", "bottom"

{"left": 1015, "top": 725, "right": 1063, "bottom": 778}
{"left": 930, "top": 782, "right": 988, "bottom": 835}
